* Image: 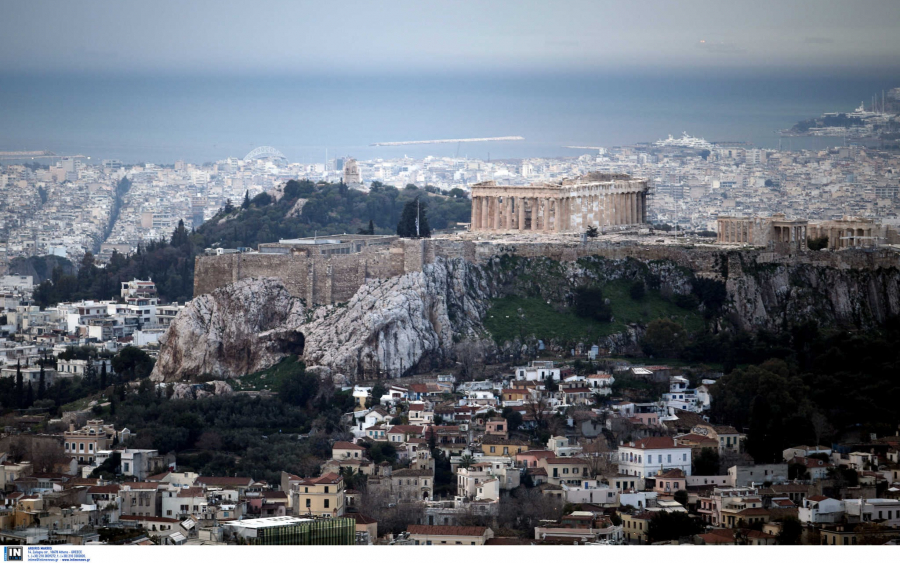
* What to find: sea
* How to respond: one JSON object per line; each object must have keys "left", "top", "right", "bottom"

{"left": 0, "top": 71, "right": 896, "bottom": 165}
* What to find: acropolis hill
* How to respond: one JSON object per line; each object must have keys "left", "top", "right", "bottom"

{"left": 159, "top": 173, "right": 900, "bottom": 382}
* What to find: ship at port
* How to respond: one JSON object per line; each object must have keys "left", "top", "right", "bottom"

{"left": 653, "top": 131, "right": 715, "bottom": 150}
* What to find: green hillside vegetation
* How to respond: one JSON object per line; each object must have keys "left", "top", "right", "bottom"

{"left": 196, "top": 180, "right": 469, "bottom": 249}
{"left": 484, "top": 279, "right": 705, "bottom": 346}
{"left": 30, "top": 180, "right": 471, "bottom": 306}
{"left": 231, "top": 356, "right": 306, "bottom": 392}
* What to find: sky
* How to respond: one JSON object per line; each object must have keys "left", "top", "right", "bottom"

{"left": 2, "top": 0, "right": 899, "bottom": 75}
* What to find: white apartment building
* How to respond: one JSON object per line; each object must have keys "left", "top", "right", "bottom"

{"left": 618, "top": 437, "right": 692, "bottom": 478}
{"left": 457, "top": 460, "right": 520, "bottom": 500}
{"left": 662, "top": 376, "right": 703, "bottom": 414}
{"left": 844, "top": 498, "right": 900, "bottom": 526}
{"left": 514, "top": 360, "right": 560, "bottom": 382}
{"left": 561, "top": 479, "right": 619, "bottom": 506}
{"left": 799, "top": 496, "right": 844, "bottom": 525}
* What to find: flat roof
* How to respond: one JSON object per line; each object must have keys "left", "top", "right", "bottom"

{"left": 225, "top": 516, "right": 314, "bottom": 529}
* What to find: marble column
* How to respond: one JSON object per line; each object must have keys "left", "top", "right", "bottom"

{"left": 578, "top": 195, "right": 588, "bottom": 231}
{"left": 517, "top": 197, "right": 524, "bottom": 230}
{"left": 481, "top": 197, "right": 489, "bottom": 230}
{"left": 471, "top": 197, "right": 479, "bottom": 229}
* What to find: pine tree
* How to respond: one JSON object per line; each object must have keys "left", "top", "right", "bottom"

{"left": 242, "top": 190, "right": 250, "bottom": 209}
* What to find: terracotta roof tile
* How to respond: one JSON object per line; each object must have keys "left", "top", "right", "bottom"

{"left": 408, "top": 525, "right": 488, "bottom": 537}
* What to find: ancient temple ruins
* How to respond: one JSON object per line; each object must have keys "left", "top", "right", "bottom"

{"left": 716, "top": 213, "right": 886, "bottom": 252}
{"left": 469, "top": 172, "right": 649, "bottom": 233}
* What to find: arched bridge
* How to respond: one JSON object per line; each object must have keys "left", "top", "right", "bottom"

{"left": 244, "top": 146, "right": 287, "bottom": 161}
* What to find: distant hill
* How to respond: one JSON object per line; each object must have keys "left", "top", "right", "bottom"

{"left": 30, "top": 180, "right": 471, "bottom": 306}
{"left": 195, "top": 179, "right": 470, "bottom": 249}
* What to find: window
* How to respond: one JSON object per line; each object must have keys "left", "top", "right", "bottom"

{"left": 79, "top": 443, "right": 84, "bottom": 452}
{"left": 324, "top": 486, "right": 329, "bottom": 493}
{"left": 306, "top": 499, "right": 311, "bottom": 508}
{"left": 667, "top": 454, "right": 671, "bottom": 463}
{"left": 490, "top": 446, "right": 495, "bottom": 453}
{"left": 324, "top": 499, "right": 329, "bottom": 509}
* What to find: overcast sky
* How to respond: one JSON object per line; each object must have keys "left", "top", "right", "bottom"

{"left": 2, "top": 0, "right": 899, "bottom": 74}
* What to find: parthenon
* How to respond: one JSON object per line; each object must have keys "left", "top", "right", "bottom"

{"left": 469, "top": 173, "right": 649, "bottom": 233}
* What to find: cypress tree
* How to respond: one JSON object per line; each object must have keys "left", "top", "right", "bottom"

{"left": 396, "top": 197, "right": 431, "bottom": 238}
{"left": 15, "top": 360, "right": 23, "bottom": 408}
{"left": 25, "top": 382, "right": 34, "bottom": 409}
{"left": 38, "top": 364, "right": 46, "bottom": 401}
{"left": 242, "top": 190, "right": 250, "bottom": 209}
{"left": 100, "top": 362, "right": 108, "bottom": 390}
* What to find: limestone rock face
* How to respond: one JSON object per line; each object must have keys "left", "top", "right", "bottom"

{"left": 726, "top": 254, "right": 900, "bottom": 330}
{"left": 150, "top": 277, "right": 306, "bottom": 382}
{"left": 151, "top": 250, "right": 900, "bottom": 383}
{"left": 302, "top": 258, "right": 492, "bottom": 379}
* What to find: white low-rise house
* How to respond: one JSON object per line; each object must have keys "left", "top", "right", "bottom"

{"left": 463, "top": 390, "right": 497, "bottom": 407}
{"left": 586, "top": 373, "right": 615, "bottom": 395}
{"left": 381, "top": 385, "right": 408, "bottom": 405}
{"left": 727, "top": 464, "right": 788, "bottom": 487}
{"left": 799, "top": 495, "right": 844, "bottom": 525}
{"left": 547, "top": 435, "right": 583, "bottom": 457}
{"left": 561, "top": 479, "right": 619, "bottom": 506}
{"left": 662, "top": 376, "right": 703, "bottom": 414}
{"left": 783, "top": 445, "right": 832, "bottom": 461}
{"left": 408, "top": 402, "right": 435, "bottom": 424}
{"left": 696, "top": 381, "right": 714, "bottom": 410}
{"left": 844, "top": 498, "right": 900, "bottom": 526}
{"left": 620, "top": 491, "right": 657, "bottom": 510}
{"left": 457, "top": 460, "right": 521, "bottom": 499}
{"left": 352, "top": 385, "right": 372, "bottom": 408}
{"left": 56, "top": 358, "right": 113, "bottom": 378}
{"left": 514, "top": 360, "right": 560, "bottom": 382}
{"left": 618, "top": 437, "right": 692, "bottom": 478}
{"left": 0, "top": 364, "right": 56, "bottom": 387}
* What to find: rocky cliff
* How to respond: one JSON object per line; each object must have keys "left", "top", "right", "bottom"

{"left": 150, "top": 277, "right": 306, "bottom": 381}
{"left": 726, "top": 253, "right": 900, "bottom": 330}
{"left": 151, "top": 249, "right": 900, "bottom": 382}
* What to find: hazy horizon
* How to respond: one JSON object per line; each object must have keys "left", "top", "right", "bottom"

{"left": 3, "top": 0, "right": 900, "bottom": 75}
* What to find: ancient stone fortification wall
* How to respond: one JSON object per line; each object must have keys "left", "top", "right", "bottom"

{"left": 194, "top": 238, "right": 900, "bottom": 304}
